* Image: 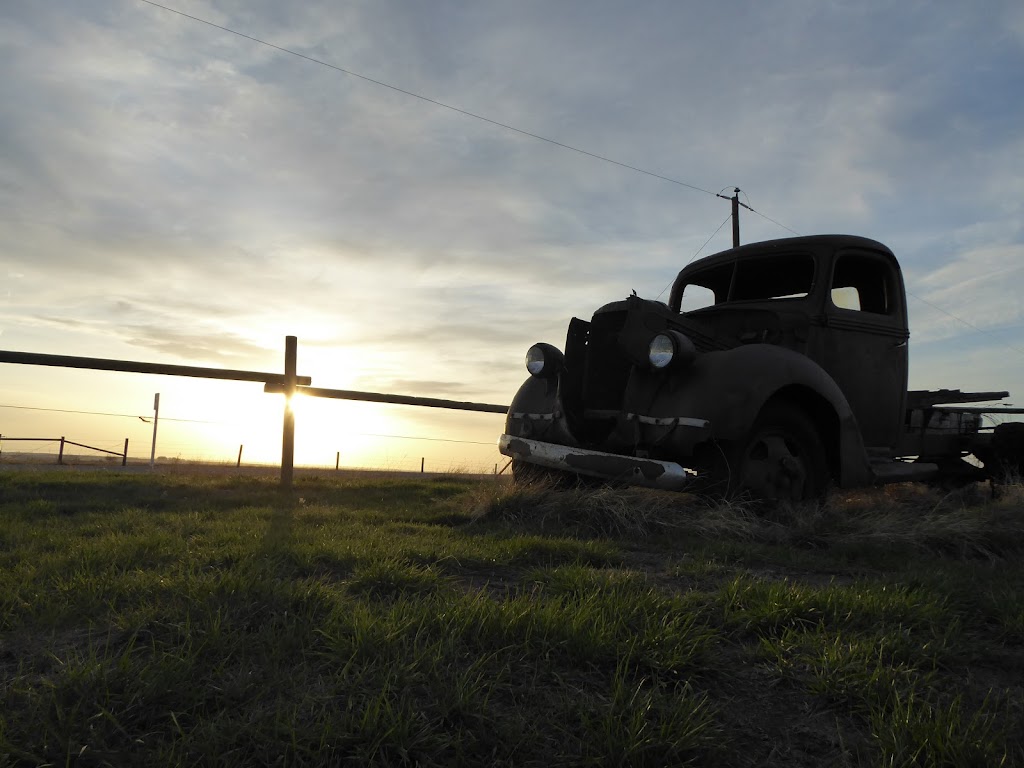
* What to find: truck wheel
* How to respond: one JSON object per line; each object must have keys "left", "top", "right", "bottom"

{"left": 732, "top": 403, "right": 829, "bottom": 502}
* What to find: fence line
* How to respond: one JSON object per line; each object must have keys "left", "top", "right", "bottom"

{"left": 0, "top": 350, "right": 311, "bottom": 386}
{"left": 0, "top": 336, "right": 508, "bottom": 487}
{"left": 0, "top": 432, "right": 507, "bottom": 475}
{"left": 0, "top": 435, "right": 129, "bottom": 465}
{"left": 263, "top": 383, "right": 507, "bottom": 413}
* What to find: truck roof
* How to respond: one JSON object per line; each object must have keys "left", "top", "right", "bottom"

{"left": 678, "top": 234, "right": 896, "bottom": 278}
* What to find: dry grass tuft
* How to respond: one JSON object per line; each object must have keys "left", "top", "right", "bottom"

{"left": 471, "top": 478, "right": 1024, "bottom": 557}
{"left": 805, "top": 481, "right": 1024, "bottom": 557}
{"left": 472, "top": 477, "right": 775, "bottom": 540}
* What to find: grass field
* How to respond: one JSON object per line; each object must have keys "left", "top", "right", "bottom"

{"left": 0, "top": 469, "right": 1021, "bottom": 766}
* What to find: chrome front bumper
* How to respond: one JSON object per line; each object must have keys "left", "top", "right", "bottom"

{"left": 498, "top": 434, "right": 690, "bottom": 490}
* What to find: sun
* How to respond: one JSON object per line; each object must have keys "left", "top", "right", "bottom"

{"left": 136, "top": 378, "right": 402, "bottom": 467}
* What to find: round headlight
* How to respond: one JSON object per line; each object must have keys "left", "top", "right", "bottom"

{"left": 648, "top": 334, "right": 675, "bottom": 369}
{"left": 647, "top": 331, "right": 697, "bottom": 370}
{"left": 526, "top": 345, "right": 546, "bottom": 375}
{"left": 525, "top": 343, "right": 564, "bottom": 378}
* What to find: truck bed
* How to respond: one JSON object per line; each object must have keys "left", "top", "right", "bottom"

{"left": 905, "top": 389, "right": 1009, "bottom": 409}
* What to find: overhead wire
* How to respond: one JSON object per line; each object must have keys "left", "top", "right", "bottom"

{"left": 348, "top": 432, "right": 495, "bottom": 446}
{"left": 136, "top": 0, "right": 718, "bottom": 198}
{"left": 718, "top": 187, "right": 801, "bottom": 237}
{"left": 0, "top": 403, "right": 217, "bottom": 423}
{"left": 749, "top": 208, "right": 801, "bottom": 237}
{"left": 134, "top": 0, "right": 825, "bottom": 255}
{"left": 655, "top": 213, "right": 732, "bottom": 301}
{"left": 685, "top": 214, "right": 733, "bottom": 267}
{"left": 0, "top": 403, "right": 495, "bottom": 447}
{"left": 905, "top": 291, "right": 1024, "bottom": 357}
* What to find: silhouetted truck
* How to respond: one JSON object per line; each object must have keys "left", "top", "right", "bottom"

{"left": 499, "top": 234, "right": 1024, "bottom": 501}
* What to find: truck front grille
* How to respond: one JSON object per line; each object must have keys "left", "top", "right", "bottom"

{"left": 562, "top": 310, "right": 631, "bottom": 443}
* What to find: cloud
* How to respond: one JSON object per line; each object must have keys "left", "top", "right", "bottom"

{"left": 907, "top": 244, "right": 1024, "bottom": 344}
{"left": 123, "top": 325, "right": 270, "bottom": 362}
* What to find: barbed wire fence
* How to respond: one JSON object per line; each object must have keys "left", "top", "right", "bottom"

{"left": 0, "top": 401, "right": 507, "bottom": 475}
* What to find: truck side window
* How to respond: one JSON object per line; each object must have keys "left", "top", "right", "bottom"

{"left": 831, "top": 254, "right": 891, "bottom": 314}
{"left": 679, "top": 262, "right": 733, "bottom": 314}
{"left": 831, "top": 286, "right": 861, "bottom": 310}
{"left": 680, "top": 284, "right": 716, "bottom": 312}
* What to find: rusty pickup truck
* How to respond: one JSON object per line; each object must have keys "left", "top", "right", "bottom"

{"left": 498, "top": 234, "right": 1024, "bottom": 501}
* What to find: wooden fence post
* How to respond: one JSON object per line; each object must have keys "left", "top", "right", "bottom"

{"left": 237, "top": 444, "right": 243, "bottom": 468}
{"left": 123, "top": 438, "right": 129, "bottom": 466}
{"left": 335, "top": 451, "right": 340, "bottom": 470}
{"left": 280, "top": 336, "right": 297, "bottom": 489}
{"left": 58, "top": 436, "right": 65, "bottom": 465}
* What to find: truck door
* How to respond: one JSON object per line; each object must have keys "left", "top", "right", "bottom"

{"left": 820, "top": 249, "right": 909, "bottom": 450}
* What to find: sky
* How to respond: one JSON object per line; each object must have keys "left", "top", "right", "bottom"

{"left": 1, "top": 0, "right": 1023, "bottom": 472}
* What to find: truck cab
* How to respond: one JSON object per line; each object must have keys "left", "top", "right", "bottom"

{"left": 670, "top": 236, "right": 909, "bottom": 452}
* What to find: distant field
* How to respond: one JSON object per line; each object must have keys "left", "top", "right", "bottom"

{"left": 0, "top": 470, "right": 1021, "bottom": 767}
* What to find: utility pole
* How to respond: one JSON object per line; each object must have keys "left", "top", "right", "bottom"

{"left": 150, "top": 393, "right": 160, "bottom": 468}
{"left": 716, "top": 187, "right": 753, "bottom": 247}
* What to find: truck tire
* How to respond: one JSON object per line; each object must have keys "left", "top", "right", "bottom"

{"left": 731, "top": 402, "right": 830, "bottom": 502}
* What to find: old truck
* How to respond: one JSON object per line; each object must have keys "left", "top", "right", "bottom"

{"left": 498, "top": 234, "right": 1024, "bottom": 501}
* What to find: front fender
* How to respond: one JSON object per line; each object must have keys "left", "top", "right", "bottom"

{"left": 504, "top": 374, "right": 576, "bottom": 446}
{"left": 633, "top": 344, "right": 872, "bottom": 486}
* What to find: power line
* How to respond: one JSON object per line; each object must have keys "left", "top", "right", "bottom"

{"left": 0, "top": 403, "right": 495, "bottom": 446}
{"left": 352, "top": 432, "right": 495, "bottom": 446}
{"left": 718, "top": 187, "right": 801, "bottom": 238}
{"left": 135, "top": 2, "right": 809, "bottom": 240}
{"left": 686, "top": 214, "right": 733, "bottom": 267}
{"left": 0, "top": 403, "right": 216, "bottom": 423}
{"left": 749, "top": 208, "right": 801, "bottom": 237}
{"left": 651, "top": 217, "right": 733, "bottom": 303}
{"left": 906, "top": 291, "right": 1024, "bottom": 357}
{"left": 135, "top": 0, "right": 717, "bottom": 198}
{"left": 740, "top": 189, "right": 800, "bottom": 236}
{"left": 131, "top": 1, "right": 1010, "bottom": 353}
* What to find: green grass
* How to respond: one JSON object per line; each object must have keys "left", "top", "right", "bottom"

{"left": 0, "top": 470, "right": 1022, "bottom": 766}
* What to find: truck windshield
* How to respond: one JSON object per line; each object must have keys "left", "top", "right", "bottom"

{"left": 732, "top": 254, "right": 814, "bottom": 301}
{"left": 678, "top": 253, "right": 814, "bottom": 313}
